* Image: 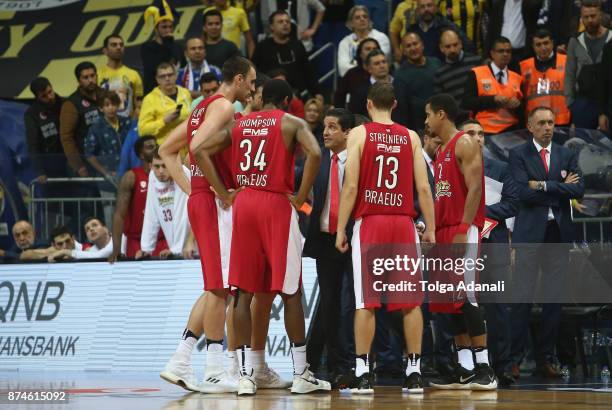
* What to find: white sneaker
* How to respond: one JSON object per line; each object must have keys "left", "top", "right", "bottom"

{"left": 200, "top": 368, "right": 238, "bottom": 393}
{"left": 290, "top": 366, "right": 332, "bottom": 394}
{"left": 254, "top": 363, "right": 292, "bottom": 389}
{"left": 237, "top": 375, "right": 257, "bottom": 396}
{"left": 160, "top": 353, "right": 200, "bottom": 392}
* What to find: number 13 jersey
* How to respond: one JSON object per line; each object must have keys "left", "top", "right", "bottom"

{"left": 232, "top": 109, "right": 295, "bottom": 194}
{"left": 353, "top": 122, "right": 416, "bottom": 219}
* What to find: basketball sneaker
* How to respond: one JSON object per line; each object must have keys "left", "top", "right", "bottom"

{"left": 237, "top": 374, "right": 257, "bottom": 396}
{"left": 290, "top": 365, "right": 332, "bottom": 394}
{"left": 402, "top": 372, "right": 424, "bottom": 394}
{"left": 350, "top": 372, "right": 374, "bottom": 394}
{"left": 470, "top": 363, "right": 498, "bottom": 390}
{"left": 160, "top": 353, "right": 200, "bottom": 392}
{"left": 254, "top": 363, "right": 292, "bottom": 389}
{"left": 200, "top": 367, "right": 239, "bottom": 393}
{"left": 429, "top": 363, "right": 476, "bottom": 390}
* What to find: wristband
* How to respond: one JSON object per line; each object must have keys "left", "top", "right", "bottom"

{"left": 457, "top": 223, "right": 470, "bottom": 235}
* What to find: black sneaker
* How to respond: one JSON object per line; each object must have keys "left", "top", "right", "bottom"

{"left": 470, "top": 364, "right": 498, "bottom": 390}
{"left": 350, "top": 372, "right": 374, "bottom": 394}
{"left": 331, "top": 372, "right": 354, "bottom": 390}
{"left": 429, "top": 363, "right": 476, "bottom": 390}
{"left": 402, "top": 372, "right": 424, "bottom": 394}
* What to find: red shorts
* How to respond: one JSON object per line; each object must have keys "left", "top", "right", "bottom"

{"left": 351, "top": 215, "right": 423, "bottom": 311}
{"left": 188, "top": 192, "right": 232, "bottom": 291}
{"left": 428, "top": 224, "right": 481, "bottom": 313}
{"left": 228, "top": 189, "right": 302, "bottom": 294}
{"left": 125, "top": 235, "right": 168, "bottom": 257}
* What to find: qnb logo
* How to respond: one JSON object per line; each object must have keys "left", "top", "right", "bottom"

{"left": 376, "top": 144, "right": 400, "bottom": 153}
{"left": 0, "top": 281, "right": 64, "bottom": 323}
{"left": 243, "top": 128, "right": 269, "bottom": 137}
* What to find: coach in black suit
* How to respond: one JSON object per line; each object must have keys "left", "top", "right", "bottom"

{"left": 304, "top": 108, "right": 355, "bottom": 385}
{"left": 461, "top": 120, "right": 519, "bottom": 386}
{"left": 509, "top": 106, "right": 584, "bottom": 378}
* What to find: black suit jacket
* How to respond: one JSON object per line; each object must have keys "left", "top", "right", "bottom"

{"left": 303, "top": 149, "right": 353, "bottom": 259}
{"left": 509, "top": 140, "right": 585, "bottom": 243}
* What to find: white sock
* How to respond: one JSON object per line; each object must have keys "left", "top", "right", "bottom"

{"left": 406, "top": 354, "right": 421, "bottom": 376}
{"left": 227, "top": 350, "right": 237, "bottom": 370}
{"left": 355, "top": 356, "right": 369, "bottom": 377}
{"left": 206, "top": 341, "right": 224, "bottom": 371}
{"left": 176, "top": 337, "right": 196, "bottom": 359}
{"left": 474, "top": 347, "right": 490, "bottom": 365}
{"left": 251, "top": 349, "right": 265, "bottom": 372}
{"left": 457, "top": 347, "right": 475, "bottom": 371}
{"left": 237, "top": 345, "right": 253, "bottom": 377}
{"left": 291, "top": 343, "right": 308, "bottom": 375}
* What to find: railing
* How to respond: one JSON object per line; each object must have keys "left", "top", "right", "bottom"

{"left": 571, "top": 193, "right": 612, "bottom": 244}
{"left": 301, "top": 42, "right": 337, "bottom": 99}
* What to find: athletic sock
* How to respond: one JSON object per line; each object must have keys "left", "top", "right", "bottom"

{"left": 205, "top": 338, "right": 224, "bottom": 371}
{"left": 474, "top": 347, "right": 490, "bottom": 366}
{"left": 355, "top": 354, "right": 369, "bottom": 377}
{"left": 406, "top": 353, "right": 421, "bottom": 376}
{"left": 237, "top": 345, "right": 253, "bottom": 377}
{"left": 176, "top": 329, "right": 198, "bottom": 359}
{"left": 251, "top": 349, "right": 265, "bottom": 372}
{"left": 457, "top": 346, "right": 475, "bottom": 371}
{"left": 291, "top": 342, "right": 307, "bottom": 375}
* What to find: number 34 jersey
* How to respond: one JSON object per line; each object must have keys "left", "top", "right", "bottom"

{"left": 353, "top": 122, "right": 416, "bottom": 219}
{"left": 231, "top": 109, "right": 295, "bottom": 194}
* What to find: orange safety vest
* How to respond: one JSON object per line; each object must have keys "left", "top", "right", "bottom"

{"left": 519, "top": 54, "right": 571, "bottom": 125}
{"left": 472, "top": 65, "right": 523, "bottom": 134}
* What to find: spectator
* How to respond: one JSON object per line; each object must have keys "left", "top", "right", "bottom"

{"left": 334, "top": 38, "right": 381, "bottom": 108}
{"left": 406, "top": 0, "right": 473, "bottom": 62}
{"left": 338, "top": 5, "right": 391, "bottom": 77}
{"left": 259, "top": 0, "right": 326, "bottom": 52}
{"left": 206, "top": 0, "right": 255, "bottom": 57}
{"left": 85, "top": 91, "right": 131, "bottom": 180}
{"left": 50, "top": 225, "right": 82, "bottom": 251}
{"left": 519, "top": 29, "right": 571, "bottom": 126}
{"left": 203, "top": 9, "right": 240, "bottom": 69}
{"left": 189, "top": 72, "right": 221, "bottom": 110}
{"left": 141, "top": 1, "right": 184, "bottom": 94}
{"left": 117, "top": 102, "right": 147, "bottom": 178}
{"left": 304, "top": 98, "right": 324, "bottom": 145}
{"left": 355, "top": 0, "right": 389, "bottom": 33}
{"left": 462, "top": 37, "right": 523, "bottom": 135}
{"left": 439, "top": 0, "right": 485, "bottom": 53}
{"left": 50, "top": 217, "right": 113, "bottom": 261}
{"left": 599, "top": 39, "right": 612, "bottom": 132}
{"left": 98, "top": 34, "right": 143, "bottom": 118}
{"left": 267, "top": 68, "right": 305, "bottom": 118}
{"left": 24, "top": 77, "right": 66, "bottom": 182}
{"left": 177, "top": 36, "right": 222, "bottom": 99}
{"left": 390, "top": 0, "right": 418, "bottom": 63}
{"left": 139, "top": 62, "right": 191, "bottom": 145}
{"left": 348, "top": 49, "right": 392, "bottom": 116}
{"left": 252, "top": 10, "right": 323, "bottom": 99}
{"left": 433, "top": 28, "right": 483, "bottom": 114}
{"left": 392, "top": 32, "right": 442, "bottom": 130}
{"left": 60, "top": 61, "right": 103, "bottom": 177}
{"left": 565, "top": 0, "right": 612, "bottom": 129}
{"left": 0, "top": 220, "right": 49, "bottom": 261}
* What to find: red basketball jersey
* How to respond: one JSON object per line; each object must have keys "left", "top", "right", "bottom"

{"left": 232, "top": 109, "right": 295, "bottom": 194}
{"left": 124, "top": 167, "right": 148, "bottom": 238}
{"left": 187, "top": 94, "right": 235, "bottom": 196}
{"left": 353, "top": 122, "right": 416, "bottom": 219}
{"left": 433, "top": 131, "right": 485, "bottom": 229}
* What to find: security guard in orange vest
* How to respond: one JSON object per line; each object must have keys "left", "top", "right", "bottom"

{"left": 462, "top": 36, "right": 523, "bottom": 135}
{"left": 519, "top": 29, "right": 571, "bottom": 126}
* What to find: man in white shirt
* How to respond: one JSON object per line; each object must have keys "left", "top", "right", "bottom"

{"left": 140, "top": 152, "right": 190, "bottom": 258}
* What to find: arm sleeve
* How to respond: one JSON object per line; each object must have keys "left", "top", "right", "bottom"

{"left": 375, "top": 31, "right": 391, "bottom": 58}
{"left": 509, "top": 149, "right": 558, "bottom": 206}
{"left": 140, "top": 172, "right": 162, "bottom": 252}
{"left": 24, "top": 112, "right": 45, "bottom": 175}
{"left": 71, "top": 238, "right": 113, "bottom": 259}
{"left": 337, "top": 37, "right": 352, "bottom": 77}
{"left": 564, "top": 37, "right": 577, "bottom": 106}
{"left": 138, "top": 96, "right": 166, "bottom": 137}
{"left": 461, "top": 70, "right": 498, "bottom": 112}
{"left": 545, "top": 151, "right": 585, "bottom": 199}
{"left": 59, "top": 100, "right": 86, "bottom": 171}
{"left": 486, "top": 164, "right": 519, "bottom": 221}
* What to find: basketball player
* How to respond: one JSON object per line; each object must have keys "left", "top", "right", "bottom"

{"left": 192, "top": 79, "right": 330, "bottom": 396}
{"left": 424, "top": 93, "right": 497, "bottom": 390}
{"left": 140, "top": 148, "right": 190, "bottom": 257}
{"left": 335, "top": 81, "right": 435, "bottom": 394}
{"left": 157, "top": 56, "right": 256, "bottom": 393}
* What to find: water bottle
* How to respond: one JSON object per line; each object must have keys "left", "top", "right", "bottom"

{"left": 560, "top": 365, "right": 570, "bottom": 380}
{"left": 601, "top": 366, "right": 610, "bottom": 383}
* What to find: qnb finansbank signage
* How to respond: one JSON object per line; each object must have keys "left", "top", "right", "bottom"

{"left": 0, "top": 259, "right": 319, "bottom": 373}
